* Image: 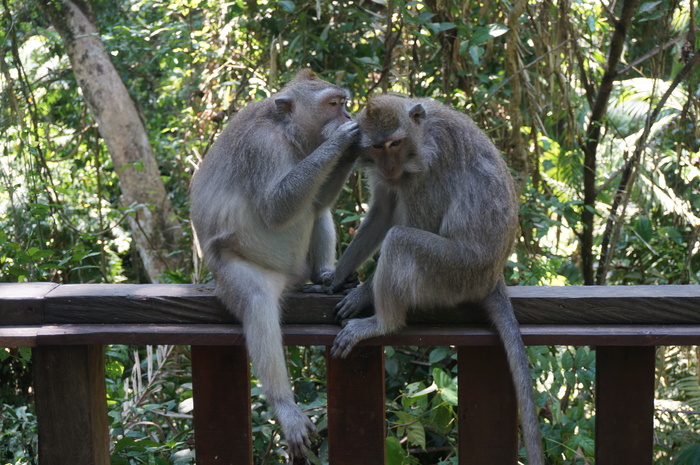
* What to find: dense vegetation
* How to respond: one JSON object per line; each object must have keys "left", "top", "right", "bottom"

{"left": 1, "top": 0, "right": 699, "bottom": 463}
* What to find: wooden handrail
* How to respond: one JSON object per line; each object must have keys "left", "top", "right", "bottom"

{"left": 3, "top": 283, "right": 700, "bottom": 326}
{"left": 2, "top": 283, "right": 700, "bottom": 465}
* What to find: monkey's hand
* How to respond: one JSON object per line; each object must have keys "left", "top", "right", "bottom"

{"left": 277, "top": 399, "right": 317, "bottom": 460}
{"left": 299, "top": 267, "right": 336, "bottom": 293}
{"left": 331, "top": 316, "right": 382, "bottom": 358}
{"left": 299, "top": 272, "right": 358, "bottom": 294}
{"left": 325, "top": 121, "right": 360, "bottom": 153}
{"left": 334, "top": 284, "right": 372, "bottom": 322}
{"left": 326, "top": 271, "right": 360, "bottom": 294}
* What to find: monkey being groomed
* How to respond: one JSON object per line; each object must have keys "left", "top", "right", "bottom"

{"left": 189, "top": 70, "right": 359, "bottom": 460}
{"left": 327, "top": 95, "right": 544, "bottom": 465}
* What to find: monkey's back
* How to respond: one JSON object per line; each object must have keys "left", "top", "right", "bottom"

{"left": 189, "top": 98, "right": 314, "bottom": 276}
{"left": 397, "top": 99, "right": 519, "bottom": 290}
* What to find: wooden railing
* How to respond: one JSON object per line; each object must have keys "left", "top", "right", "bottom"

{"left": 2, "top": 283, "right": 700, "bottom": 465}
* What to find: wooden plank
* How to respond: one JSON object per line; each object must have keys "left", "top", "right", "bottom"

{"left": 1, "top": 283, "right": 692, "bottom": 325}
{"left": 327, "top": 346, "right": 385, "bottom": 464}
{"left": 0, "top": 326, "right": 38, "bottom": 347}
{"left": 44, "top": 283, "right": 230, "bottom": 324}
{"left": 0, "top": 282, "right": 55, "bottom": 324}
{"left": 595, "top": 346, "right": 655, "bottom": 465}
{"left": 511, "top": 284, "right": 700, "bottom": 324}
{"left": 6, "top": 323, "right": 699, "bottom": 347}
{"left": 458, "top": 346, "right": 518, "bottom": 465}
{"left": 192, "top": 345, "right": 253, "bottom": 465}
{"left": 33, "top": 345, "right": 109, "bottom": 465}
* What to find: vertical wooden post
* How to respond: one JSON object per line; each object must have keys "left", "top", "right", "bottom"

{"left": 33, "top": 345, "right": 110, "bottom": 465}
{"left": 595, "top": 346, "right": 655, "bottom": 465}
{"left": 192, "top": 345, "right": 252, "bottom": 465}
{"left": 458, "top": 345, "right": 518, "bottom": 465}
{"left": 327, "top": 346, "right": 386, "bottom": 464}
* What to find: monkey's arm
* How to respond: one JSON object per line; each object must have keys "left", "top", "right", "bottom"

{"left": 259, "top": 122, "right": 359, "bottom": 229}
{"left": 313, "top": 145, "right": 361, "bottom": 209}
{"left": 329, "top": 185, "right": 396, "bottom": 291}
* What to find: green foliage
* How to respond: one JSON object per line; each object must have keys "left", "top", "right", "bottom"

{"left": 0, "top": 403, "right": 37, "bottom": 465}
{"left": 105, "top": 345, "right": 195, "bottom": 464}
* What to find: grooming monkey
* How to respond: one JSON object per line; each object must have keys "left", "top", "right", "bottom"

{"left": 328, "top": 95, "right": 544, "bottom": 465}
{"left": 189, "top": 70, "right": 359, "bottom": 459}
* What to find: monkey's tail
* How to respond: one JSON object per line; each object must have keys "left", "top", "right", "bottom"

{"left": 484, "top": 279, "right": 544, "bottom": 465}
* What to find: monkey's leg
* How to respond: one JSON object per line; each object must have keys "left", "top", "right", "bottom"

{"left": 484, "top": 280, "right": 544, "bottom": 465}
{"left": 214, "top": 260, "right": 316, "bottom": 458}
{"left": 332, "top": 227, "right": 469, "bottom": 358}
{"left": 307, "top": 211, "right": 336, "bottom": 286}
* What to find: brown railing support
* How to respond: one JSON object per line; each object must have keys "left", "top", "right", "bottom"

{"left": 327, "top": 345, "right": 386, "bottom": 464}
{"left": 595, "top": 345, "right": 656, "bottom": 465}
{"left": 458, "top": 345, "right": 518, "bottom": 464}
{"left": 33, "top": 344, "right": 110, "bottom": 465}
{"left": 192, "top": 345, "right": 253, "bottom": 465}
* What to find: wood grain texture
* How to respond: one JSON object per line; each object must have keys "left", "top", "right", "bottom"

{"left": 33, "top": 345, "right": 110, "bottom": 465}
{"left": 192, "top": 346, "right": 253, "bottom": 465}
{"left": 1, "top": 283, "right": 697, "bottom": 325}
{"left": 327, "top": 346, "right": 385, "bottom": 464}
{"left": 2, "top": 323, "right": 699, "bottom": 347}
{"left": 458, "top": 346, "right": 517, "bottom": 465}
{"left": 0, "top": 282, "right": 57, "bottom": 325}
{"left": 595, "top": 346, "right": 655, "bottom": 465}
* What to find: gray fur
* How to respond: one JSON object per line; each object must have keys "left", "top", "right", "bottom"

{"left": 329, "top": 95, "right": 543, "bottom": 465}
{"left": 190, "top": 70, "right": 359, "bottom": 459}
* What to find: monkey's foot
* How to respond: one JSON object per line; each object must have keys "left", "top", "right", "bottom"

{"left": 331, "top": 317, "right": 383, "bottom": 358}
{"left": 276, "top": 400, "right": 317, "bottom": 459}
{"left": 334, "top": 285, "right": 372, "bottom": 322}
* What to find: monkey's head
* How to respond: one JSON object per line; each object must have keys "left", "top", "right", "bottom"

{"left": 274, "top": 69, "right": 352, "bottom": 152}
{"left": 357, "top": 95, "right": 427, "bottom": 183}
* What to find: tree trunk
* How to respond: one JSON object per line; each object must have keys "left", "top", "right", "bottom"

{"left": 579, "top": 0, "right": 639, "bottom": 285}
{"left": 504, "top": 0, "right": 528, "bottom": 195}
{"left": 39, "top": 0, "right": 184, "bottom": 282}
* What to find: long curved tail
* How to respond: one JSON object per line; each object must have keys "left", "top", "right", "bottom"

{"left": 484, "top": 279, "right": 544, "bottom": 465}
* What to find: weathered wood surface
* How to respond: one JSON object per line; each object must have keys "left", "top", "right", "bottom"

{"left": 34, "top": 345, "right": 110, "bottom": 465}
{"left": 596, "top": 346, "right": 655, "bottom": 465}
{"left": 0, "top": 282, "right": 57, "bottom": 325}
{"left": 3, "top": 323, "right": 700, "bottom": 347}
{"left": 192, "top": 345, "right": 253, "bottom": 465}
{"left": 458, "top": 345, "right": 518, "bottom": 465}
{"left": 2, "top": 283, "right": 700, "bottom": 326}
{"left": 327, "top": 346, "right": 386, "bottom": 464}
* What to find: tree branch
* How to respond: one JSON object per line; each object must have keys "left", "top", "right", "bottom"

{"left": 580, "top": 0, "right": 640, "bottom": 285}
{"left": 595, "top": 47, "right": 700, "bottom": 284}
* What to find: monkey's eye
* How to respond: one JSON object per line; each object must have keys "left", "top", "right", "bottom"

{"left": 329, "top": 98, "right": 347, "bottom": 107}
{"left": 372, "top": 144, "right": 383, "bottom": 149}
{"left": 389, "top": 139, "right": 401, "bottom": 148}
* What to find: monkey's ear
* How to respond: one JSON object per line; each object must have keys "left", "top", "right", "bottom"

{"left": 275, "top": 96, "right": 294, "bottom": 115}
{"left": 409, "top": 103, "right": 426, "bottom": 123}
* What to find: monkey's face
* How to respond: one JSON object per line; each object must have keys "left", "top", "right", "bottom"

{"left": 275, "top": 75, "right": 353, "bottom": 151}
{"left": 318, "top": 89, "right": 353, "bottom": 141}
{"left": 364, "top": 135, "right": 409, "bottom": 182}
{"left": 357, "top": 95, "right": 429, "bottom": 183}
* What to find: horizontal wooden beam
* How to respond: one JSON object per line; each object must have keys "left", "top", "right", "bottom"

{"left": 1, "top": 283, "right": 700, "bottom": 326}
{"left": 2, "top": 323, "right": 700, "bottom": 347}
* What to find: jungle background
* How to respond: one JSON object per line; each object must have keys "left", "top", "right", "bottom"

{"left": 1, "top": 0, "right": 699, "bottom": 463}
